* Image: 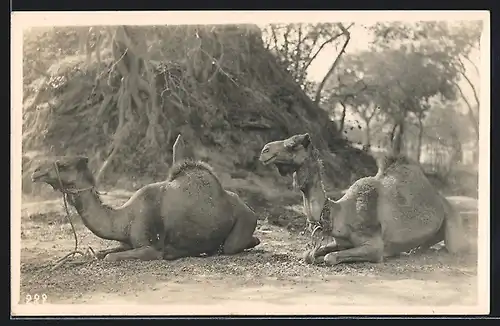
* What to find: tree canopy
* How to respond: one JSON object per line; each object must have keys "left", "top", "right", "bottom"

{"left": 321, "top": 20, "right": 481, "bottom": 164}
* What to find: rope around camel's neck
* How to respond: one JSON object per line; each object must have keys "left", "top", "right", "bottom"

{"left": 294, "top": 152, "right": 333, "bottom": 245}
{"left": 51, "top": 163, "right": 99, "bottom": 270}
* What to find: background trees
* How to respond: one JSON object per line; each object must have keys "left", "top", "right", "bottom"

{"left": 22, "top": 20, "right": 482, "bottom": 199}
{"left": 310, "top": 21, "right": 481, "bottom": 171}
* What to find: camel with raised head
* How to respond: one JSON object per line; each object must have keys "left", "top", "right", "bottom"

{"left": 259, "top": 133, "right": 465, "bottom": 266}
{"left": 31, "top": 134, "right": 260, "bottom": 261}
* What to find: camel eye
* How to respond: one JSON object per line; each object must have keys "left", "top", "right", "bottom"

{"left": 263, "top": 148, "right": 269, "bottom": 153}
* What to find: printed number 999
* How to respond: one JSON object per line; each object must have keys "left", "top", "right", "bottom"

{"left": 25, "top": 293, "right": 47, "bottom": 304}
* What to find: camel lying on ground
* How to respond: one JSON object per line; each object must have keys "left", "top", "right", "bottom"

{"left": 31, "top": 134, "right": 260, "bottom": 261}
{"left": 259, "top": 133, "right": 465, "bottom": 266}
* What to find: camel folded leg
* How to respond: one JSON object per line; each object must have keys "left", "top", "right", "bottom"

{"left": 222, "top": 216, "right": 260, "bottom": 255}
{"left": 322, "top": 242, "right": 384, "bottom": 266}
{"left": 96, "top": 243, "right": 132, "bottom": 259}
{"left": 410, "top": 222, "right": 445, "bottom": 255}
{"left": 103, "top": 246, "right": 163, "bottom": 261}
{"left": 312, "top": 181, "right": 383, "bottom": 266}
{"left": 303, "top": 238, "right": 353, "bottom": 264}
{"left": 244, "top": 236, "right": 261, "bottom": 250}
{"left": 162, "top": 244, "right": 198, "bottom": 260}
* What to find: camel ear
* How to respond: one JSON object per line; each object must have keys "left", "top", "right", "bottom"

{"left": 284, "top": 133, "right": 311, "bottom": 150}
{"left": 301, "top": 133, "right": 311, "bottom": 149}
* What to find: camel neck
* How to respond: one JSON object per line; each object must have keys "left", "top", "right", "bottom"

{"left": 69, "top": 188, "right": 131, "bottom": 243}
{"left": 295, "top": 153, "right": 328, "bottom": 223}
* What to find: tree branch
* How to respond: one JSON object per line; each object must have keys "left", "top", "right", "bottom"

{"left": 367, "top": 104, "right": 379, "bottom": 121}
{"left": 271, "top": 25, "right": 279, "bottom": 50}
{"left": 338, "top": 101, "right": 347, "bottom": 132}
{"left": 294, "top": 25, "right": 304, "bottom": 84}
{"left": 394, "top": 79, "right": 426, "bottom": 116}
{"left": 302, "top": 31, "right": 345, "bottom": 72}
{"left": 283, "top": 25, "right": 291, "bottom": 59}
{"left": 314, "top": 23, "right": 351, "bottom": 104}
{"left": 461, "top": 53, "right": 479, "bottom": 76}
{"left": 306, "top": 28, "right": 321, "bottom": 58}
{"left": 453, "top": 81, "right": 479, "bottom": 140}
{"left": 457, "top": 65, "right": 480, "bottom": 108}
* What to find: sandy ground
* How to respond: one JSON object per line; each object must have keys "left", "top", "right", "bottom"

{"left": 14, "top": 191, "right": 480, "bottom": 314}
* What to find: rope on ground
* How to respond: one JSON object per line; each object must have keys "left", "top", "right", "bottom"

{"left": 49, "top": 162, "right": 98, "bottom": 272}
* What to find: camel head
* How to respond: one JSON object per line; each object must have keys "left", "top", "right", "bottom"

{"left": 31, "top": 156, "right": 94, "bottom": 191}
{"left": 259, "top": 133, "right": 312, "bottom": 176}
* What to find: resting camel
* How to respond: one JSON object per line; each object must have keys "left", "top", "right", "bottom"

{"left": 259, "top": 133, "right": 465, "bottom": 266}
{"left": 31, "top": 134, "right": 260, "bottom": 261}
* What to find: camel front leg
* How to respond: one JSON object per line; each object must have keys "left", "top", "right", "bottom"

{"left": 411, "top": 223, "right": 445, "bottom": 255}
{"left": 95, "top": 243, "right": 132, "bottom": 259}
{"left": 222, "top": 215, "right": 260, "bottom": 255}
{"left": 303, "top": 238, "right": 353, "bottom": 264}
{"left": 322, "top": 242, "right": 384, "bottom": 266}
{"left": 162, "top": 244, "right": 197, "bottom": 260}
{"left": 103, "top": 246, "right": 163, "bottom": 262}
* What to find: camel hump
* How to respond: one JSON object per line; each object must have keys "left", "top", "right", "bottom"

{"left": 375, "top": 154, "right": 414, "bottom": 177}
{"left": 167, "top": 160, "right": 224, "bottom": 190}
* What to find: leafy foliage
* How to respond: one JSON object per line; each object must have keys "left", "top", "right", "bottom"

{"left": 371, "top": 20, "right": 482, "bottom": 140}
{"left": 262, "top": 23, "right": 351, "bottom": 94}
{"left": 324, "top": 20, "right": 480, "bottom": 160}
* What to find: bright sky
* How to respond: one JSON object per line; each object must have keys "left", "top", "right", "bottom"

{"left": 258, "top": 22, "right": 480, "bottom": 122}
{"left": 306, "top": 24, "right": 375, "bottom": 83}
{"left": 305, "top": 24, "right": 480, "bottom": 110}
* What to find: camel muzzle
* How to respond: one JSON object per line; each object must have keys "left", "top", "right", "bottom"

{"left": 259, "top": 154, "right": 277, "bottom": 165}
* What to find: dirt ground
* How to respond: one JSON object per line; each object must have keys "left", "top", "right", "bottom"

{"left": 15, "top": 190, "right": 480, "bottom": 313}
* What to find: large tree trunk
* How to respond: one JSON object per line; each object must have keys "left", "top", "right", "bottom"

{"left": 391, "top": 120, "right": 405, "bottom": 156}
{"left": 338, "top": 102, "right": 347, "bottom": 133}
{"left": 416, "top": 117, "right": 424, "bottom": 163}
{"left": 450, "top": 130, "right": 463, "bottom": 166}
{"left": 363, "top": 122, "right": 371, "bottom": 152}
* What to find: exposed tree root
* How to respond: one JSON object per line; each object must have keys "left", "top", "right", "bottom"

{"left": 23, "top": 25, "right": 377, "bottom": 192}
{"left": 92, "top": 26, "right": 165, "bottom": 183}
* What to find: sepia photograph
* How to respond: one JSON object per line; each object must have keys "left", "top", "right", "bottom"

{"left": 11, "top": 11, "right": 490, "bottom": 316}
